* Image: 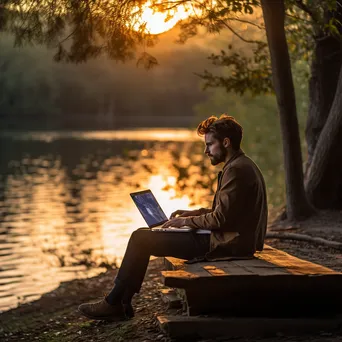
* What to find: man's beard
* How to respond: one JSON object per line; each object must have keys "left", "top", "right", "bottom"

{"left": 210, "top": 156, "right": 222, "bottom": 165}
{"left": 209, "top": 146, "right": 226, "bottom": 165}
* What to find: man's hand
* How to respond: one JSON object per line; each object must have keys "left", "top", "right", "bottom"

{"left": 161, "top": 217, "right": 187, "bottom": 228}
{"left": 169, "top": 209, "right": 201, "bottom": 219}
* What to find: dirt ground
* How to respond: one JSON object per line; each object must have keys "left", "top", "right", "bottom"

{"left": 1, "top": 210, "right": 342, "bottom": 342}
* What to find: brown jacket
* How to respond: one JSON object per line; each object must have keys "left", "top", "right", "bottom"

{"left": 183, "top": 149, "right": 268, "bottom": 260}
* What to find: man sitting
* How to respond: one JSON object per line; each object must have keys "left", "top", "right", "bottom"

{"left": 78, "top": 114, "right": 268, "bottom": 321}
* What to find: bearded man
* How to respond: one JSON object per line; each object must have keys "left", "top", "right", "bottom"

{"left": 78, "top": 114, "right": 268, "bottom": 321}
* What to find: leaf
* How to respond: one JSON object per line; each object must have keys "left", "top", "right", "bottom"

{"left": 244, "top": 4, "right": 254, "bottom": 15}
{"left": 136, "top": 52, "right": 159, "bottom": 70}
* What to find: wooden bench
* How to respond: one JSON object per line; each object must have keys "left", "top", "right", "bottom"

{"left": 161, "top": 245, "right": 342, "bottom": 317}
{"left": 157, "top": 245, "right": 342, "bottom": 339}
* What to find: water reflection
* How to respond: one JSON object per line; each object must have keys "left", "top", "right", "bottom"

{"left": 0, "top": 129, "right": 285, "bottom": 312}
{"left": 0, "top": 129, "right": 198, "bottom": 143}
{"left": 0, "top": 130, "right": 213, "bottom": 312}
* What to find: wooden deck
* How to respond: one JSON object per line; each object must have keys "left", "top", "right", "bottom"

{"left": 161, "top": 245, "right": 342, "bottom": 317}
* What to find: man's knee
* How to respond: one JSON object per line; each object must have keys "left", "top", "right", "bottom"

{"left": 128, "top": 228, "right": 153, "bottom": 255}
{"left": 130, "top": 228, "right": 150, "bottom": 243}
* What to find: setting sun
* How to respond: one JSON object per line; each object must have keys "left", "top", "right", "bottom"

{"left": 134, "top": 1, "right": 190, "bottom": 35}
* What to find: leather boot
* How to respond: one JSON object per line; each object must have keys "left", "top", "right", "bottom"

{"left": 78, "top": 298, "right": 133, "bottom": 321}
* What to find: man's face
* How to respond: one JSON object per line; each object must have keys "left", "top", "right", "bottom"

{"left": 204, "top": 132, "right": 227, "bottom": 165}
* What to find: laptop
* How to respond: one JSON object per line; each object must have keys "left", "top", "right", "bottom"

{"left": 130, "top": 189, "right": 210, "bottom": 234}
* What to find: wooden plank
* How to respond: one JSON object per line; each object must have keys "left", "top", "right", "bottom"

{"left": 165, "top": 256, "right": 259, "bottom": 276}
{"left": 184, "top": 287, "right": 342, "bottom": 316}
{"left": 164, "top": 257, "right": 187, "bottom": 270}
{"left": 231, "top": 258, "right": 282, "bottom": 268}
{"left": 162, "top": 270, "right": 199, "bottom": 280}
{"left": 163, "top": 268, "right": 342, "bottom": 292}
{"left": 159, "top": 289, "right": 182, "bottom": 309}
{"left": 231, "top": 259, "right": 291, "bottom": 275}
{"left": 202, "top": 265, "right": 227, "bottom": 276}
{"left": 165, "top": 245, "right": 341, "bottom": 276}
{"left": 157, "top": 315, "right": 342, "bottom": 339}
{"left": 162, "top": 246, "right": 342, "bottom": 288}
{"left": 162, "top": 268, "right": 209, "bottom": 288}
{"left": 211, "top": 265, "right": 254, "bottom": 275}
{"left": 164, "top": 259, "right": 212, "bottom": 277}
{"left": 162, "top": 247, "right": 342, "bottom": 316}
{"left": 256, "top": 248, "right": 340, "bottom": 275}
{"left": 237, "top": 266, "right": 289, "bottom": 275}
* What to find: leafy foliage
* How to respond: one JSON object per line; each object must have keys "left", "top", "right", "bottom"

{"left": 198, "top": 0, "right": 342, "bottom": 96}
{"left": 198, "top": 42, "right": 272, "bottom": 95}
{"left": 1, "top": 0, "right": 158, "bottom": 63}
{"left": 1, "top": 0, "right": 341, "bottom": 95}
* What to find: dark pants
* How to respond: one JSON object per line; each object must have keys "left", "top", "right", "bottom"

{"left": 114, "top": 228, "right": 210, "bottom": 293}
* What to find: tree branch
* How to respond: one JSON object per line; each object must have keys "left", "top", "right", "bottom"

{"left": 294, "top": 0, "right": 318, "bottom": 22}
{"left": 266, "top": 232, "right": 342, "bottom": 250}
{"left": 219, "top": 19, "right": 260, "bottom": 44}
{"left": 228, "top": 16, "right": 265, "bottom": 30}
{"left": 286, "top": 12, "right": 312, "bottom": 24}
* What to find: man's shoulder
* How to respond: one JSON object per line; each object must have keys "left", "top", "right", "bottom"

{"left": 228, "top": 154, "right": 257, "bottom": 170}
{"left": 225, "top": 154, "right": 263, "bottom": 180}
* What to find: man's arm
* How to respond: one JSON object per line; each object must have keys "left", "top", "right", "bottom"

{"left": 169, "top": 208, "right": 211, "bottom": 219}
{"left": 182, "top": 167, "right": 245, "bottom": 231}
{"left": 198, "top": 208, "right": 213, "bottom": 215}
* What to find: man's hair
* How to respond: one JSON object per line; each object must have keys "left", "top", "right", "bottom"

{"left": 197, "top": 114, "right": 243, "bottom": 150}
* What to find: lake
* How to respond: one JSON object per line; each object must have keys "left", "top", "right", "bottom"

{"left": 0, "top": 129, "right": 285, "bottom": 312}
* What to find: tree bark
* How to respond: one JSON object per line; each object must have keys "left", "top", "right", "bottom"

{"left": 305, "top": 65, "right": 342, "bottom": 208}
{"left": 305, "top": 6, "right": 342, "bottom": 171}
{"left": 304, "top": 5, "right": 342, "bottom": 208}
{"left": 261, "top": 0, "right": 314, "bottom": 220}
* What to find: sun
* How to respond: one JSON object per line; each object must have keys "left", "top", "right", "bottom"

{"left": 134, "top": 1, "right": 190, "bottom": 35}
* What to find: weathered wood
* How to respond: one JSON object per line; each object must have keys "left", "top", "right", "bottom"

{"left": 255, "top": 246, "right": 337, "bottom": 275}
{"left": 231, "top": 257, "right": 279, "bottom": 268}
{"left": 183, "top": 279, "right": 342, "bottom": 316}
{"left": 164, "top": 245, "right": 340, "bottom": 278}
{"left": 162, "top": 245, "right": 342, "bottom": 316}
{"left": 211, "top": 264, "right": 254, "bottom": 275}
{"left": 164, "top": 257, "right": 187, "bottom": 270}
{"left": 157, "top": 315, "right": 342, "bottom": 339}
{"left": 160, "top": 289, "right": 182, "bottom": 309}
{"left": 202, "top": 265, "right": 227, "bottom": 276}
{"left": 162, "top": 268, "right": 341, "bottom": 289}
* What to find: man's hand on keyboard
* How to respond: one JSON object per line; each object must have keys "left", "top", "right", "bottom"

{"left": 161, "top": 217, "right": 187, "bottom": 228}
{"left": 169, "top": 209, "right": 201, "bottom": 219}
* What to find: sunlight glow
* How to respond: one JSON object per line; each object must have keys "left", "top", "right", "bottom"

{"left": 99, "top": 172, "right": 194, "bottom": 266}
{"left": 134, "top": 1, "right": 191, "bottom": 35}
{"left": 145, "top": 174, "right": 192, "bottom": 217}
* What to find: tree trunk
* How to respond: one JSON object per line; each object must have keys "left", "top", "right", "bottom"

{"left": 0, "top": 1, "right": 9, "bottom": 31}
{"left": 305, "top": 6, "right": 342, "bottom": 171}
{"left": 304, "top": 5, "right": 342, "bottom": 208}
{"left": 305, "top": 65, "right": 342, "bottom": 208}
{"left": 261, "top": 0, "right": 314, "bottom": 220}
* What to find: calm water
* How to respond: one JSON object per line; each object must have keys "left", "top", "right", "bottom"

{"left": 0, "top": 129, "right": 285, "bottom": 312}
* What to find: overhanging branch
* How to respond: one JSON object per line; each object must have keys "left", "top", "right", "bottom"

{"left": 294, "top": 0, "right": 318, "bottom": 22}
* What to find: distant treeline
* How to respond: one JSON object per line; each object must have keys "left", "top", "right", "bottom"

{"left": 0, "top": 29, "right": 221, "bottom": 130}
{"left": 0, "top": 22, "right": 307, "bottom": 132}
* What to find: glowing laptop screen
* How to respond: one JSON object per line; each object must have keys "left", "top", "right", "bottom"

{"left": 130, "top": 190, "right": 168, "bottom": 228}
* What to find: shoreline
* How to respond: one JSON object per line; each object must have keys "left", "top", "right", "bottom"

{"left": 2, "top": 214, "right": 342, "bottom": 341}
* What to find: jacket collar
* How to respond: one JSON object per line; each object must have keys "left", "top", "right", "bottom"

{"left": 222, "top": 149, "right": 245, "bottom": 170}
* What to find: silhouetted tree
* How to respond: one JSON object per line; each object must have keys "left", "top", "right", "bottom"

{"left": 260, "top": 0, "right": 314, "bottom": 219}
